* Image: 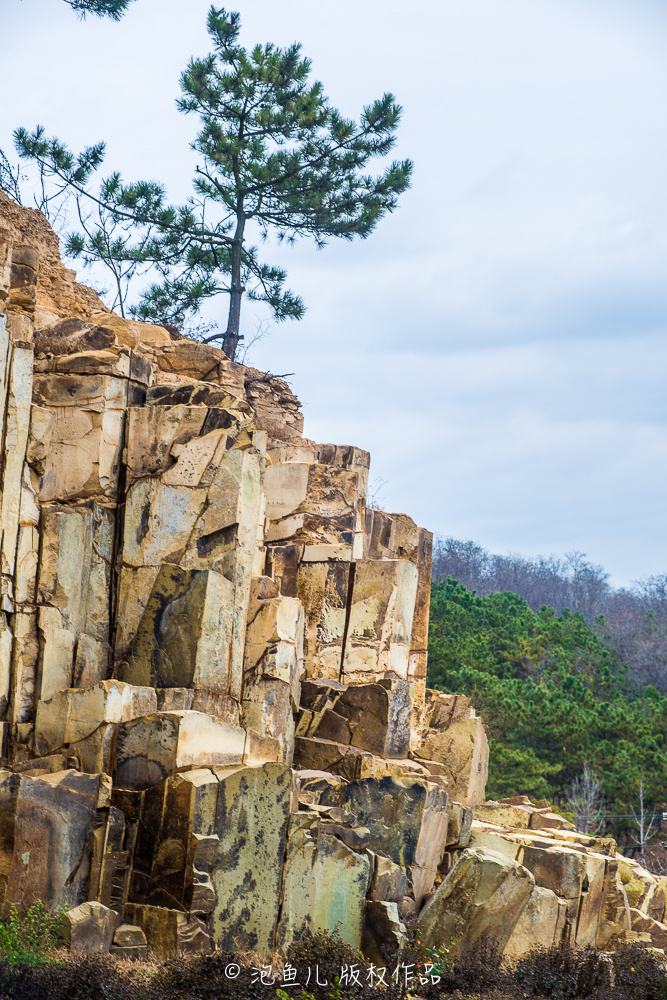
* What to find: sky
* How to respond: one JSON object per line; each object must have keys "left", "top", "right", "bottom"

{"left": 3, "top": 0, "right": 667, "bottom": 585}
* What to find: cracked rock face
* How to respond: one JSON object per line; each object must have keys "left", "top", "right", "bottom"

{"left": 0, "top": 197, "right": 659, "bottom": 962}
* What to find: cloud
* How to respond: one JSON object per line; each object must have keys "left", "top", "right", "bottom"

{"left": 2, "top": 0, "right": 667, "bottom": 584}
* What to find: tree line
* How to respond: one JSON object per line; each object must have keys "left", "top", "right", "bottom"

{"left": 432, "top": 536, "right": 667, "bottom": 693}
{"left": 427, "top": 576, "right": 667, "bottom": 854}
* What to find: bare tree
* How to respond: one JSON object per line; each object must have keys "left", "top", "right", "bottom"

{"left": 367, "top": 476, "right": 388, "bottom": 511}
{"left": 0, "top": 151, "right": 23, "bottom": 204}
{"left": 432, "top": 537, "right": 489, "bottom": 592}
{"left": 235, "top": 318, "right": 272, "bottom": 366}
{"left": 566, "top": 551, "right": 611, "bottom": 621}
{"left": 631, "top": 778, "right": 658, "bottom": 862}
{"left": 567, "top": 764, "right": 605, "bottom": 835}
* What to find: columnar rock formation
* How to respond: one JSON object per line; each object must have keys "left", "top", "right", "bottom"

{"left": 0, "top": 192, "right": 665, "bottom": 961}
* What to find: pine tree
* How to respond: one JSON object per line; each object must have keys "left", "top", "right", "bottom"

{"left": 16, "top": 7, "right": 412, "bottom": 360}
{"left": 63, "top": 0, "right": 136, "bottom": 20}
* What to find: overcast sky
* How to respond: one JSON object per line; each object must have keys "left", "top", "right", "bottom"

{"left": 3, "top": 0, "right": 667, "bottom": 585}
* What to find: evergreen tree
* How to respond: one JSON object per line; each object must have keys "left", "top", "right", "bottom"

{"left": 63, "top": 0, "right": 136, "bottom": 19}
{"left": 427, "top": 577, "right": 667, "bottom": 823}
{"left": 16, "top": 7, "right": 412, "bottom": 359}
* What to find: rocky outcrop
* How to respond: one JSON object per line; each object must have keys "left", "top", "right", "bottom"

{"left": 0, "top": 197, "right": 664, "bottom": 963}
{"left": 436, "top": 796, "right": 667, "bottom": 957}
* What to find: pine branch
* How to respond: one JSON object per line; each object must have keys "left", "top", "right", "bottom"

{"left": 63, "top": 0, "right": 136, "bottom": 20}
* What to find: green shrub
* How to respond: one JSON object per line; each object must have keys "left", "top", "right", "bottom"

{"left": 0, "top": 902, "right": 62, "bottom": 968}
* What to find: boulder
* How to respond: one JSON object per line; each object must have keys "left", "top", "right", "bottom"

{"left": 123, "top": 904, "right": 210, "bottom": 958}
{"left": 61, "top": 901, "right": 120, "bottom": 954}
{"left": 34, "top": 502, "right": 113, "bottom": 697}
{"left": 504, "top": 885, "right": 565, "bottom": 958}
{"left": 241, "top": 587, "right": 303, "bottom": 763}
{"left": 110, "top": 922, "right": 149, "bottom": 959}
{"left": 30, "top": 373, "right": 127, "bottom": 505}
{"left": 416, "top": 848, "right": 535, "bottom": 956}
{"left": 642, "top": 881, "right": 666, "bottom": 923}
{"left": 295, "top": 768, "right": 345, "bottom": 805}
{"left": 113, "top": 924, "right": 148, "bottom": 947}
{"left": 296, "top": 560, "right": 350, "bottom": 680}
{"left": 575, "top": 852, "right": 609, "bottom": 948}
{"left": 116, "top": 435, "right": 264, "bottom": 702}
{"left": 519, "top": 844, "right": 586, "bottom": 899}
{"left": 413, "top": 707, "right": 488, "bottom": 807}
{"left": 447, "top": 801, "right": 473, "bottom": 847}
{"left": 342, "top": 559, "right": 418, "bottom": 683}
{"left": 124, "top": 404, "right": 239, "bottom": 484}
{"left": 595, "top": 859, "right": 632, "bottom": 950}
{"left": 123, "top": 565, "right": 235, "bottom": 693}
{"left": 369, "top": 855, "right": 408, "bottom": 904}
{"left": 629, "top": 908, "right": 667, "bottom": 950}
{"left": 130, "top": 768, "right": 220, "bottom": 911}
{"left": 294, "top": 735, "right": 408, "bottom": 782}
{"left": 35, "top": 680, "right": 157, "bottom": 755}
{"left": 530, "top": 810, "right": 576, "bottom": 833}
{"left": 473, "top": 801, "right": 534, "bottom": 830}
{"left": 468, "top": 823, "right": 522, "bottom": 862}
{"left": 242, "top": 583, "right": 303, "bottom": 707}
{"left": 67, "top": 722, "right": 117, "bottom": 774}
{"left": 315, "top": 680, "right": 412, "bottom": 759}
{"left": 209, "top": 762, "right": 292, "bottom": 956}
{"left": 88, "top": 803, "right": 132, "bottom": 911}
{"left": 4, "top": 770, "right": 110, "bottom": 916}
{"left": 264, "top": 460, "right": 361, "bottom": 550}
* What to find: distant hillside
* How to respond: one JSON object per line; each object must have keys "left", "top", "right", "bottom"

{"left": 433, "top": 536, "right": 667, "bottom": 693}
{"left": 427, "top": 577, "right": 667, "bottom": 821}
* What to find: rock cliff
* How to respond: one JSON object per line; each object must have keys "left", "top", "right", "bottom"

{"left": 0, "top": 192, "right": 664, "bottom": 962}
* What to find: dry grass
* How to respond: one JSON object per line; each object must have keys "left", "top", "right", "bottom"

{"left": 0, "top": 938, "right": 663, "bottom": 1000}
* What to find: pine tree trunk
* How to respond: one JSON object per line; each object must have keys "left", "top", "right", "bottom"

{"left": 222, "top": 216, "right": 244, "bottom": 361}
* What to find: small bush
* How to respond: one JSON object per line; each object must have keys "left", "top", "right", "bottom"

{"left": 0, "top": 902, "right": 62, "bottom": 969}
{"left": 286, "top": 929, "right": 375, "bottom": 999}
{"left": 160, "top": 950, "right": 266, "bottom": 1000}
{"left": 609, "top": 943, "right": 667, "bottom": 1000}
{"left": 514, "top": 946, "right": 599, "bottom": 998}
{"left": 0, "top": 955, "right": 138, "bottom": 1000}
{"left": 414, "top": 937, "right": 511, "bottom": 997}
{"left": 513, "top": 942, "right": 667, "bottom": 1000}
